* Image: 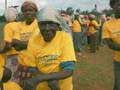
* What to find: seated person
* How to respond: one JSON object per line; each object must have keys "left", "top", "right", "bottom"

{"left": 22, "top": 6, "right": 76, "bottom": 90}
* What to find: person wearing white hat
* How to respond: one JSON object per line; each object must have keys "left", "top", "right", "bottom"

{"left": 4, "top": 7, "right": 18, "bottom": 22}
{"left": 0, "top": 7, "right": 19, "bottom": 83}
{"left": 22, "top": 6, "right": 76, "bottom": 90}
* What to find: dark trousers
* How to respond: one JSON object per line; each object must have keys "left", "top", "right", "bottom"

{"left": 114, "top": 61, "right": 120, "bottom": 90}
{"left": 89, "top": 32, "right": 98, "bottom": 53}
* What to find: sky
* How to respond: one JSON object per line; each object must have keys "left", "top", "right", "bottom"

{"left": 0, "top": 0, "right": 110, "bottom": 15}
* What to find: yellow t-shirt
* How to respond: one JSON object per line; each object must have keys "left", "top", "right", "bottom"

{"left": 3, "top": 81, "right": 22, "bottom": 90}
{"left": 0, "top": 54, "right": 5, "bottom": 67}
{"left": 4, "top": 22, "right": 19, "bottom": 55}
{"left": 22, "top": 31, "right": 76, "bottom": 90}
{"left": 102, "top": 18, "right": 120, "bottom": 62}
{"left": 72, "top": 20, "right": 81, "bottom": 32}
{"left": 13, "top": 19, "right": 38, "bottom": 41}
{"left": 88, "top": 20, "right": 99, "bottom": 33}
{"left": 12, "top": 19, "right": 39, "bottom": 65}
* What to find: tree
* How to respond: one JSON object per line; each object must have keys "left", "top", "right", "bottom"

{"left": 66, "top": 7, "right": 74, "bottom": 16}
{"left": 102, "top": 9, "right": 113, "bottom": 16}
{"left": 76, "top": 8, "right": 81, "bottom": 14}
{"left": 0, "top": 15, "right": 6, "bottom": 22}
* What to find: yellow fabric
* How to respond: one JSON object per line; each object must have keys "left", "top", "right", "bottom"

{"left": 23, "top": 31, "right": 76, "bottom": 90}
{"left": 102, "top": 18, "right": 120, "bottom": 62}
{"left": 12, "top": 19, "right": 39, "bottom": 65}
{"left": 13, "top": 19, "right": 38, "bottom": 41}
{"left": 3, "top": 81, "right": 23, "bottom": 90}
{"left": 36, "top": 77, "right": 73, "bottom": 90}
{"left": 72, "top": 20, "right": 81, "bottom": 32}
{"left": 4, "top": 22, "right": 19, "bottom": 55}
{"left": 88, "top": 20, "right": 99, "bottom": 33}
{"left": 0, "top": 54, "right": 5, "bottom": 67}
{"left": 0, "top": 66, "right": 4, "bottom": 80}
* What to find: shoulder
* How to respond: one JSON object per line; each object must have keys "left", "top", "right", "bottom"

{"left": 5, "top": 22, "right": 18, "bottom": 27}
{"left": 104, "top": 18, "right": 115, "bottom": 25}
{"left": 57, "top": 31, "right": 72, "bottom": 40}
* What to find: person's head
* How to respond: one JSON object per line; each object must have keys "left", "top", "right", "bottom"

{"left": 84, "top": 15, "right": 88, "bottom": 20}
{"left": 21, "top": 1, "right": 38, "bottom": 24}
{"left": 4, "top": 7, "right": 18, "bottom": 22}
{"left": 37, "top": 6, "right": 61, "bottom": 42}
{"left": 0, "top": 67, "right": 12, "bottom": 83}
{"left": 110, "top": 0, "right": 120, "bottom": 18}
{"left": 88, "top": 14, "right": 95, "bottom": 21}
{"left": 74, "top": 14, "right": 80, "bottom": 20}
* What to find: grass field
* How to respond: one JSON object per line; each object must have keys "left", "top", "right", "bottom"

{"left": 0, "top": 22, "right": 114, "bottom": 90}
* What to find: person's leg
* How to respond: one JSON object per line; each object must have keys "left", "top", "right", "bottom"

{"left": 78, "top": 32, "right": 83, "bottom": 52}
{"left": 89, "top": 34, "right": 96, "bottom": 53}
{"left": 113, "top": 61, "right": 120, "bottom": 90}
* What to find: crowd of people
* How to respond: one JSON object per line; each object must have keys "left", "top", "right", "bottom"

{"left": 0, "top": 0, "right": 120, "bottom": 90}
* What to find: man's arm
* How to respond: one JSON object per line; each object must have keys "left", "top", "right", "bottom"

{"left": 105, "top": 38, "right": 120, "bottom": 51}
{"left": 24, "top": 61, "right": 75, "bottom": 89}
{"left": 33, "top": 69, "right": 73, "bottom": 84}
{"left": 0, "top": 41, "right": 12, "bottom": 53}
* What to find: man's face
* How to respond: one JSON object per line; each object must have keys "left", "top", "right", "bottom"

{"left": 39, "top": 22, "right": 58, "bottom": 42}
{"left": 113, "top": 0, "right": 120, "bottom": 17}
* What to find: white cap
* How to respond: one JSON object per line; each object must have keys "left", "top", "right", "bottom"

{"left": 37, "top": 6, "right": 60, "bottom": 24}
{"left": 4, "top": 7, "right": 18, "bottom": 22}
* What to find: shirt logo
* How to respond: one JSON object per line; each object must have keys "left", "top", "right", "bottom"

{"left": 20, "top": 32, "right": 33, "bottom": 41}
{"left": 36, "top": 54, "right": 59, "bottom": 64}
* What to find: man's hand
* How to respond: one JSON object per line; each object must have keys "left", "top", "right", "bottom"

{"left": 48, "top": 80, "right": 60, "bottom": 90}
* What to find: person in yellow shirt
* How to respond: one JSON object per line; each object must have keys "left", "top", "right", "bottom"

{"left": 22, "top": 6, "right": 76, "bottom": 90}
{"left": 10, "top": 1, "right": 39, "bottom": 86}
{"left": 102, "top": 0, "right": 120, "bottom": 90}
{"left": 72, "top": 14, "right": 83, "bottom": 55}
{"left": 0, "top": 7, "right": 19, "bottom": 82}
{"left": 87, "top": 14, "right": 99, "bottom": 53}
{"left": 0, "top": 66, "right": 22, "bottom": 90}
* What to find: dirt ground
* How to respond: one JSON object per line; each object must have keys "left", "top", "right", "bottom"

{"left": 73, "top": 45, "right": 114, "bottom": 90}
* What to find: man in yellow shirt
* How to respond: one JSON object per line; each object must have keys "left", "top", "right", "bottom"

{"left": 102, "top": 0, "right": 120, "bottom": 90}
{"left": 22, "top": 6, "right": 76, "bottom": 90}
{"left": 72, "top": 14, "right": 83, "bottom": 55}
{"left": 0, "top": 7, "right": 19, "bottom": 82}
{"left": 0, "top": 66, "right": 22, "bottom": 90}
